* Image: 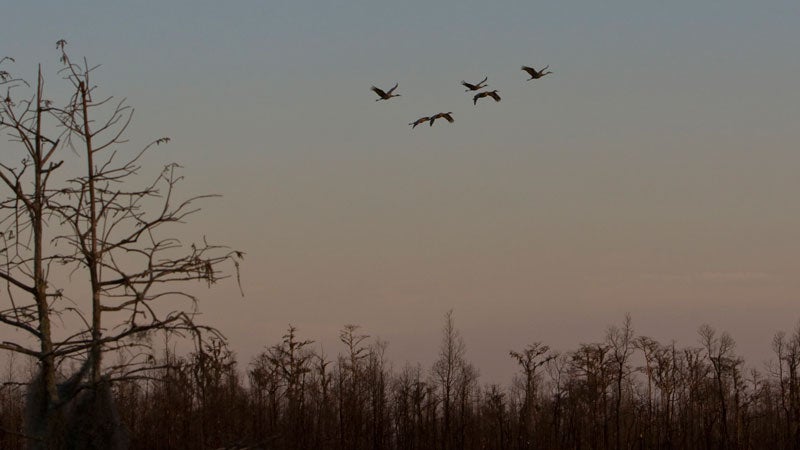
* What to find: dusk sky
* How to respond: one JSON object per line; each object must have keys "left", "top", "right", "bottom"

{"left": 4, "top": 1, "right": 800, "bottom": 382}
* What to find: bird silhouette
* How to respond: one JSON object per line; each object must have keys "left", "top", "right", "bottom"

{"left": 371, "top": 83, "right": 401, "bottom": 101}
{"left": 521, "top": 65, "right": 552, "bottom": 80}
{"left": 461, "top": 76, "right": 488, "bottom": 92}
{"left": 429, "top": 112, "right": 454, "bottom": 126}
{"left": 473, "top": 90, "right": 501, "bottom": 105}
{"left": 409, "top": 116, "right": 430, "bottom": 129}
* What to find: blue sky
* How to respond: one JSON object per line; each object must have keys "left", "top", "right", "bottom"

{"left": 3, "top": 1, "right": 800, "bottom": 381}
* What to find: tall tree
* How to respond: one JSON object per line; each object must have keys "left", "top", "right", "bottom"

{"left": 607, "top": 313, "right": 634, "bottom": 449}
{"left": 699, "top": 324, "right": 741, "bottom": 450}
{"left": 432, "top": 310, "right": 467, "bottom": 450}
{"left": 0, "top": 43, "right": 242, "bottom": 448}
{"left": 510, "top": 342, "right": 554, "bottom": 449}
{"left": 0, "top": 56, "right": 64, "bottom": 448}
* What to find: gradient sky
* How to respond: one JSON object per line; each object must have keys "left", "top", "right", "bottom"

{"left": 4, "top": 1, "right": 800, "bottom": 382}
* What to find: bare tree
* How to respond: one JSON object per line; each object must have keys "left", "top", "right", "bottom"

{"left": 338, "top": 324, "right": 369, "bottom": 449}
{"left": 366, "top": 339, "right": 390, "bottom": 450}
{"left": 607, "top": 313, "right": 634, "bottom": 449}
{"left": 772, "top": 324, "right": 800, "bottom": 449}
{"left": 699, "top": 324, "right": 742, "bottom": 450}
{"left": 0, "top": 55, "right": 67, "bottom": 448}
{"left": 0, "top": 43, "right": 242, "bottom": 448}
{"left": 255, "top": 325, "right": 314, "bottom": 448}
{"left": 510, "top": 342, "right": 554, "bottom": 449}
{"left": 432, "top": 310, "right": 468, "bottom": 450}
{"left": 570, "top": 342, "right": 612, "bottom": 449}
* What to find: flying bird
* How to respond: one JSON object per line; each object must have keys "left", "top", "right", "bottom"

{"left": 409, "top": 116, "right": 430, "bottom": 129}
{"left": 473, "top": 90, "right": 501, "bottom": 105}
{"left": 429, "top": 112, "right": 454, "bottom": 126}
{"left": 371, "top": 83, "right": 401, "bottom": 101}
{"left": 521, "top": 65, "right": 552, "bottom": 80}
{"left": 461, "top": 76, "right": 488, "bottom": 92}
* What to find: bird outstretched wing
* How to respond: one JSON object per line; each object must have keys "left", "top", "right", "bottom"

{"left": 371, "top": 86, "right": 387, "bottom": 97}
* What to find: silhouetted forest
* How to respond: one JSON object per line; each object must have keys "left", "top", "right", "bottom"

{"left": 2, "top": 313, "right": 800, "bottom": 450}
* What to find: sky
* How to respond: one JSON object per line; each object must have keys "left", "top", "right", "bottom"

{"left": 3, "top": 1, "right": 800, "bottom": 382}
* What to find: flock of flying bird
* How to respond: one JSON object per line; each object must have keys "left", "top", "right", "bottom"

{"left": 369, "top": 65, "right": 553, "bottom": 128}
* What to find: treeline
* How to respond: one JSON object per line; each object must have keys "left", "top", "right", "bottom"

{"left": 2, "top": 313, "right": 800, "bottom": 450}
